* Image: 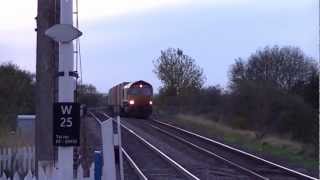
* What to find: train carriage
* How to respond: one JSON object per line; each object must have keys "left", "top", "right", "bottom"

{"left": 108, "top": 80, "right": 153, "bottom": 118}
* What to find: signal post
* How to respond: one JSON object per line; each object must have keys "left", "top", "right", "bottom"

{"left": 45, "top": 0, "right": 82, "bottom": 179}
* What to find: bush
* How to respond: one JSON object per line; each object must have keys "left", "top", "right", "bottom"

{"left": 230, "top": 116, "right": 249, "bottom": 129}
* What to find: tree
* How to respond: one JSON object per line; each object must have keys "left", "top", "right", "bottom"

{"left": 153, "top": 48, "right": 205, "bottom": 96}
{"left": 228, "top": 45, "right": 319, "bottom": 143}
{"left": 292, "top": 67, "right": 319, "bottom": 110}
{"left": 0, "top": 63, "right": 35, "bottom": 129}
{"left": 77, "top": 84, "right": 106, "bottom": 107}
{"left": 230, "top": 45, "right": 318, "bottom": 92}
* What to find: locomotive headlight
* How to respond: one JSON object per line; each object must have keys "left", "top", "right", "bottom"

{"left": 129, "top": 100, "right": 135, "bottom": 105}
{"left": 149, "top": 100, "right": 153, "bottom": 105}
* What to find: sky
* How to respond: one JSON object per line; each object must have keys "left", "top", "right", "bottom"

{"left": 0, "top": 0, "right": 318, "bottom": 93}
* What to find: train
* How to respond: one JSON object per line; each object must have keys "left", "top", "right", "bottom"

{"left": 108, "top": 80, "right": 153, "bottom": 118}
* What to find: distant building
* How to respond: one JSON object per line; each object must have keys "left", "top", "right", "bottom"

{"left": 16, "top": 115, "right": 35, "bottom": 145}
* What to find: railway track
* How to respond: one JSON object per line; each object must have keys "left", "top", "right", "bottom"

{"left": 89, "top": 111, "right": 199, "bottom": 180}
{"left": 121, "top": 123, "right": 200, "bottom": 180}
{"left": 90, "top": 111, "right": 318, "bottom": 180}
{"left": 121, "top": 118, "right": 260, "bottom": 180}
{"left": 122, "top": 148, "right": 142, "bottom": 180}
{"left": 135, "top": 118, "right": 318, "bottom": 180}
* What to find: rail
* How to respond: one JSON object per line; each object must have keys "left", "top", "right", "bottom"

{"left": 120, "top": 123, "right": 200, "bottom": 180}
{"left": 122, "top": 148, "right": 148, "bottom": 180}
{"left": 151, "top": 119, "right": 319, "bottom": 180}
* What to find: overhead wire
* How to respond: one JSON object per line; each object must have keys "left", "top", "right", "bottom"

{"left": 74, "top": 0, "right": 83, "bottom": 101}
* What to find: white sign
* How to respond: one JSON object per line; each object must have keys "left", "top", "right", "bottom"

{"left": 45, "top": 24, "right": 82, "bottom": 43}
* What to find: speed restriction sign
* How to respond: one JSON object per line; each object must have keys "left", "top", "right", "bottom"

{"left": 53, "top": 102, "right": 80, "bottom": 146}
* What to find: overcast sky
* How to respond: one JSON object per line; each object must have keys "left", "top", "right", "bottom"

{"left": 0, "top": 0, "right": 318, "bottom": 92}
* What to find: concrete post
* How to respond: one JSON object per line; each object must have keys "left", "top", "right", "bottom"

{"left": 101, "top": 120, "right": 116, "bottom": 180}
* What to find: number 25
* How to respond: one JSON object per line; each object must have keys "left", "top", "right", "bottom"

{"left": 60, "top": 117, "right": 72, "bottom": 127}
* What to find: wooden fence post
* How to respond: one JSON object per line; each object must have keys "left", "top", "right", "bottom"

{"left": 25, "top": 171, "right": 33, "bottom": 180}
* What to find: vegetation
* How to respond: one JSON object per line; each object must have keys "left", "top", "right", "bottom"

{"left": 228, "top": 46, "right": 318, "bottom": 146}
{"left": 165, "top": 114, "right": 317, "bottom": 169}
{"left": 153, "top": 48, "right": 206, "bottom": 96}
{"left": 77, "top": 84, "right": 107, "bottom": 107}
{"left": 0, "top": 45, "right": 318, "bottom": 166}
{"left": 0, "top": 63, "right": 35, "bottom": 133}
{"left": 0, "top": 62, "right": 105, "bottom": 142}
{"left": 154, "top": 46, "right": 319, "bottom": 161}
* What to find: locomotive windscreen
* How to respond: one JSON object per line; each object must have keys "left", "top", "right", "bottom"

{"left": 128, "top": 87, "right": 152, "bottom": 96}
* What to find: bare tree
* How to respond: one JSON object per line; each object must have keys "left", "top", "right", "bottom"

{"left": 228, "top": 45, "right": 318, "bottom": 142}
{"left": 153, "top": 48, "right": 205, "bottom": 96}
{"left": 230, "top": 45, "right": 317, "bottom": 92}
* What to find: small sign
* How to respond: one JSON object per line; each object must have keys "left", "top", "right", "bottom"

{"left": 53, "top": 102, "right": 80, "bottom": 146}
{"left": 45, "top": 24, "right": 82, "bottom": 43}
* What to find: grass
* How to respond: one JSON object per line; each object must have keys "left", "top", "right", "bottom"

{"left": 162, "top": 114, "right": 318, "bottom": 170}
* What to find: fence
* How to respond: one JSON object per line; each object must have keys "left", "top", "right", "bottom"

{"left": 0, "top": 147, "right": 95, "bottom": 180}
{"left": 0, "top": 146, "right": 34, "bottom": 179}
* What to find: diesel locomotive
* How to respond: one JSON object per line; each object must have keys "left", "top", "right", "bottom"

{"left": 108, "top": 80, "right": 153, "bottom": 118}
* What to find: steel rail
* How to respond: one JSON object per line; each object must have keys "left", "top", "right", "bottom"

{"left": 121, "top": 123, "right": 201, "bottom": 180}
{"left": 149, "top": 124, "right": 269, "bottom": 180}
{"left": 122, "top": 148, "right": 148, "bottom": 180}
{"left": 89, "top": 111, "right": 112, "bottom": 125}
{"left": 151, "top": 119, "right": 319, "bottom": 180}
{"left": 102, "top": 112, "right": 111, "bottom": 119}
{"left": 88, "top": 111, "right": 102, "bottom": 125}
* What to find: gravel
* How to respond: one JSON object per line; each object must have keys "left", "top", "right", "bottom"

{"left": 122, "top": 118, "right": 250, "bottom": 180}
{"left": 122, "top": 126, "right": 187, "bottom": 180}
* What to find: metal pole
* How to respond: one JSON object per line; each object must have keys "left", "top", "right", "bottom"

{"left": 117, "top": 116, "right": 124, "bottom": 180}
{"left": 57, "top": 0, "right": 75, "bottom": 179}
